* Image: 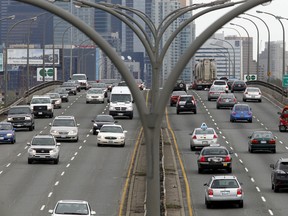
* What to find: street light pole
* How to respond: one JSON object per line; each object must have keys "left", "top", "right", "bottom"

{"left": 230, "top": 22, "right": 250, "bottom": 79}
{"left": 211, "top": 43, "right": 231, "bottom": 77}
{"left": 62, "top": 26, "right": 72, "bottom": 81}
{"left": 238, "top": 16, "right": 260, "bottom": 79}
{"left": 4, "top": 17, "right": 36, "bottom": 107}
{"left": 245, "top": 12, "right": 271, "bottom": 82}
{"left": 222, "top": 26, "right": 242, "bottom": 37}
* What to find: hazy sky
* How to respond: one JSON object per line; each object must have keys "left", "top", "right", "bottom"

{"left": 192, "top": 0, "right": 288, "bottom": 60}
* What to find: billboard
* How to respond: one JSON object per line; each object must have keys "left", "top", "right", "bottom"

{"left": 0, "top": 53, "right": 3, "bottom": 71}
{"left": 7, "top": 49, "right": 60, "bottom": 65}
{"left": 37, "top": 68, "right": 57, "bottom": 81}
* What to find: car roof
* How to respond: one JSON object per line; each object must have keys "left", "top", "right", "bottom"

{"left": 195, "top": 127, "right": 214, "bottom": 131}
{"left": 57, "top": 200, "right": 89, "bottom": 204}
{"left": 202, "top": 145, "right": 227, "bottom": 150}
{"left": 10, "top": 105, "right": 31, "bottom": 108}
{"left": 278, "top": 158, "right": 288, "bottom": 162}
{"left": 0, "top": 122, "right": 12, "bottom": 125}
{"left": 33, "top": 134, "right": 54, "bottom": 139}
{"left": 54, "top": 116, "right": 75, "bottom": 119}
{"left": 211, "top": 175, "right": 237, "bottom": 180}
{"left": 32, "top": 95, "right": 50, "bottom": 98}
{"left": 102, "top": 124, "right": 122, "bottom": 127}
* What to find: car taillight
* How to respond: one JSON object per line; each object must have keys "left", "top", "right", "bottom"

{"left": 233, "top": 98, "right": 237, "bottom": 102}
{"left": 245, "top": 92, "right": 248, "bottom": 94}
{"left": 213, "top": 134, "right": 218, "bottom": 139}
{"left": 217, "top": 98, "right": 221, "bottom": 102}
{"left": 237, "top": 188, "right": 242, "bottom": 195}
{"left": 269, "top": 140, "right": 276, "bottom": 144}
{"left": 208, "top": 189, "right": 213, "bottom": 196}
{"left": 209, "top": 92, "right": 214, "bottom": 94}
{"left": 192, "top": 135, "right": 197, "bottom": 139}
{"left": 199, "top": 156, "right": 206, "bottom": 162}
{"left": 224, "top": 155, "right": 231, "bottom": 162}
{"left": 251, "top": 139, "right": 259, "bottom": 144}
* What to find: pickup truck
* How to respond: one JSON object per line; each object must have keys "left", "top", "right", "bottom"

{"left": 278, "top": 106, "right": 288, "bottom": 132}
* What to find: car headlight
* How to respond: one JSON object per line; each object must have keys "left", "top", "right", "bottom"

{"left": 55, "top": 100, "right": 61, "bottom": 104}
{"left": 126, "top": 106, "right": 133, "bottom": 111}
{"left": 68, "top": 130, "right": 77, "bottom": 135}
{"left": 119, "top": 136, "right": 125, "bottom": 139}
{"left": 7, "top": 117, "right": 12, "bottom": 121}
{"left": 47, "top": 105, "right": 53, "bottom": 110}
{"left": 50, "top": 130, "right": 58, "bottom": 134}
{"left": 6, "top": 133, "right": 13, "bottom": 137}
{"left": 25, "top": 116, "right": 31, "bottom": 120}
{"left": 28, "top": 148, "right": 36, "bottom": 155}
{"left": 50, "top": 148, "right": 58, "bottom": 154}
{"left": 109, "top": 105, "right": 116, "bottom": 111}
{"left": 93, "top": 123, "right": 98, "bottom": 127}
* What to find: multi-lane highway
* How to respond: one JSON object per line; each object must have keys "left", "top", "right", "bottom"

{"left": 168, "top": 89, "right": 287, "bottom": 216}
{"left": 0, "top": 91, "right": 142, "bottom": 216}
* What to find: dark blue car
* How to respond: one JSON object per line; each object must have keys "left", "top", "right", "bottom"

{"left": 0, "top": 122, "right": 16, "bottom": 144}
{"left": 230, "top": 104, "right": 252, "bottom": 123}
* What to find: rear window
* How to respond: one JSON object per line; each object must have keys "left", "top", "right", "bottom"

{"left": 195, "top": 129, "right": 214, "bottom": 135}
{"left": 172, "top": 91, "right": 187, "bottom": 96}
{"left": 179, "top": 96, "right": 193, "bottom": 101}
{"left": 247, "top": 88, "right": 260, "bottom": 92}
{"left": 211, "top": 179, "right": 239, "bottom": 188}
{"left": 214, "top": 81, "right": 226, "bottom": 85}
{"left": 220, "top": 94, "right": 234, "bottom": 99}
{"left": 279, "top": 162, "right": 288, "bottom": 171}
{"left": 252, "top": 132, "right": 273, "bottom": 139}
{"left": 234, "top": 105, "right": 249, "bottom": 111}
{"left": 202, "top": 148, "right": 228, "bottom": 156}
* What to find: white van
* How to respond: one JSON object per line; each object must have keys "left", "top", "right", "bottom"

{"left": 108, "top": 86, "right": 133, "bottom": 119}
{"left": 71, "top": 73, "right": 88, "bottom": 90}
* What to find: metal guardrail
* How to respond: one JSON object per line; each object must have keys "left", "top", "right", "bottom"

{"left": 0, "top": 81, "right": 63, "bottom": 115}
{"left": 246, "top": 80, "right": 288, "bottom": 97}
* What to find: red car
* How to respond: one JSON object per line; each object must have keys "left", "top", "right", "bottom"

{"left": 170, "top": 91, "right": 187, "bottom": 106}
{"left": 278, "top": 106, "right": 288, "bottom": 132}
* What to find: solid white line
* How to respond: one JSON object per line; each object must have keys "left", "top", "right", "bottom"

{"left": 261, "top": 196, "right": 266, "bottom": 202}
{"left": 40, "top": 205, "right": 45, "bottom": 211}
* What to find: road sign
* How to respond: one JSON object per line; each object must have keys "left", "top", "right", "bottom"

{"left": 244, "top": 74, "right": 257, "bottom": 82}
{"left": 37, "top": 68, "right": 57, "bottom": 81}
{"left": 282, "top": 75, "right": 288, "bottom": 87}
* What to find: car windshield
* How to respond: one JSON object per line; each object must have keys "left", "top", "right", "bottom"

{"left": 47, "top": 94, "right": 60, "bottom": 99}
{"left": 179, "top": 96, "right": 193, "bottom": 101}
{"left": 211, "top": 179, "right": 239, "bottom": 188}
{"left": 247, "top": 88, "right": 260, "bottom": 92}
{"left": 234, "top": 105, "right": 249, "bottom": 111}
{"left": 71, "top": 75, "right": 86, "bottom": 80}
{"left": 87, "top": 88, "right": 103, "bottom": 94}
{"left": 210, "top": 86, "right": 225, "bottom": 91}
{"left": 53, "top": 119, "right": 76, "bottom": 127}
{"left": 31, "top": 98, "right": 50, "bottom": 104}
{"left": 95, "top": 115, "right": 114, "bottom": 122}
{"left": 279, "top": 162, "right": 288, "bottom": 171}
{"left": 91, "top": 83, "right": 106, "bottom": 88}
{"left": 111, "top": 94, "right": 131, "bottom": 102}
{"left": 32, "top": 137, "right": 55, "bottom": 146}
{"left": 0, "top": 124, "right": 13, "bottom": 130}
{"left": 55, "top": 203, "right": 89, "bottom": 215}
{"left": 202, "top": 148, "right": 228, "bottom": 156}
{"left": 214, "top": 81, "right": 226, "bottom": 85}
{"left": 195, "top": 128, "right": 214, "bottom": 135}
{"left": 100, "top": 126, "right": 123, "bottom": 133}
{"left": 54, "top": 88, "right": 67, "bottom": 94}
{"left": 8, "top": 107, "right": 31, "bottom": 114}
{"left": 172, "top": 91, "right": 186, "bottom": 96}
{"left": 252, "top": 132, "right": 273, "bottom": 139}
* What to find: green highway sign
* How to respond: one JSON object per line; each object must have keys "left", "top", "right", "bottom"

{"left": 245, "top": 74, "right": 257, "bottom": 82}
{"left": 282, "top": 75, "right": 288, "bottom": 87}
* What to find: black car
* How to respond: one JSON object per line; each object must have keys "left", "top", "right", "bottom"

{"left": 231, "top": 80, "right": 247, "bottom": 92}
{"left": 6, "top": 105, "right": 35, "bottom": 131}
{"left": 270, "top": 158, "right": 288, "bottom": 192}
{"left": 91, "top": 114, "right": 117, "bottom": 135}
{"left": 248, "top": 131, "right": 276, "bottom": 153}
{"left": 176, "top": 95, "right": 197, "bottom": 114}
{"left": 173, "top": 80, "right": 186, "bottom": 92}
{"left": 54, "top": 87, "right": 69, "bottom": 102}
{"left": 61, "top": 82, "right": 77, "bottom": 95}
{"left": 227, "top": 78, "right": 238, "bottom": 90}
{"left": 196, "top": 144, "right": 233, "bottom": 173}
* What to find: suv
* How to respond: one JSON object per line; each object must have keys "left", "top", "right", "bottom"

{"left": 27, "top": 134, "right": 60, "bottom": 164}
{"left": 29, "top": 95, "right": 54, "bottom": 118}
{"left": 277, "top": 106, "right": 288, "bottom": 132}
{"left": 173, "top": 79, "right": 186, "bottom": 92}
{"left": 50, "top": 116, "right": 79, "bottom": 142}
{"left": 7, "top": 105, "right": 35, "bottom": 131}
{"left": 176, "top": 95, "right": 197, "bottom": 114}
{"left": 270, "top": 158, "right": 288, "bottom": 192}
{"left": 71, "top": 73, "right": 88, "bottom": 90}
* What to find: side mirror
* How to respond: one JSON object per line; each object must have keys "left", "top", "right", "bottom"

{"left": 91, "top": 120, "right": 95, "bottom": 123}
{"left": 56, "top": 143, "right": 61, "bottom": 146}
{"left": 277, "top": 111, "right": 282, "bottom": 115}
{"left": 204, "top": 183, "right": 208, "bottom": 186}
{"left": 48, "top": 210, "right": 53, "bottom": 214}
{"left": 270, "top": 164, "right": 275, "bottom": 169}
{"left": 27, "top": 142, "right": 31, "bottom": 146}
{"left": 91, "top": 211, "right": 96, "bottom": 215}
{"left": 123, "top": 130, "right": 128, "bottom": 133}
{"left": 49, "top": 123, "right": 52, "bottom": 126}
{"left": 96, "top": 129, "right": 100, "bottom": 133}
{"left": 248, "top": 135, "right": 251, "bottom": 139}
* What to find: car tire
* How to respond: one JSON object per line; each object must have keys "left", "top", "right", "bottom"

{"left": 258, "top": 99, "right": 262, "bottom": 102}
{"left": 194, "top": 110, "right": 197, "bottom": 114}
{"left": 190, "top": 145, "right": 195, "bottom": 151}
{"left": 216, "top": 105, "right": 220, "bottom": 109}
{"left": 97, "top": 143, "right": 102, "bottom": 147}
{"left": 272, "top": 183, "right": 274, "bottom": 190}
{"left": 208, "top": 98, "right": 211, "bottom": 101}
{"left": 243, "top": 98, "right": 246, "bottom": 102}
{"left": 227, "top": 167, "right": 232, "bottom": 173}
{"left": 238, "top": 201, "right": 243, "bottom": 208}
{"left": 205, "top": 200, "right": 212, "bottom": 209}
{"left": 54, "top": 157, "right": 59, "bottom": 164}
{"left": 176, "top": 110, "right": 180, "bottom": 114}
{"left": 86, "top": 101, "right": 89, "bottom": 104}
{"left": 230, "top": 119, "right": 234, "bottom": 122}
{"left": 279, "top": 126, "right": 286, "bottom": 132}
{"left": 50, "top": 113, "right": 53, "bottom": 118}
{"left": 11, "top": 139, "right": 15, "bottom": 144}
{"left": 129, "top": 114, "right": 133, "bottom": 119}
{"left": 274, "top": 185, "right": 279, "bottom": 192}
{"left": 231, "top": 90, "right": 234, "bottom": 93}
{"left": 248, "top": 119, "right": 252, "bottom": 123}
{"left": 28, "top": 159, "right": 33, "bottom": 164}
{"left": 198, "top": 167, "right": 203, "bottom": 174}
{"left": 121, "top": 143, "right": 125, "bottom": 147}
{"left": 29, "top": 125, "right": 33, "bottom": 131}
{"left": 272, "top": 149, "right": 276, "bottom": 153}
{"left": 93, "top": 130, "right": 97, "bottom": 135}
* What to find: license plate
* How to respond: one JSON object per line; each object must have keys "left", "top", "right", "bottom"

{"left": 180, "top": 106, "right": 184, "bottom": 108}
{"left": 225, "top": 99, "right": 230, "bottom": 102}
{"left": 221, "top": 191, "right": 230, "bottom": 195}
{"left": 202, "top": 141, "right": 208, "bottom": 145}
{"left": 251, "top": 95, "right": 255, "bottom": 98}
{"left": 108, "top": 140, "right": 114, "bottom": 144}
{"left": 261, "top": 141, "right": 266, "bottom": 144}
{"left": 17, "top": 124, "right": 22, "bottom": 127}
{"left": 223, "top": 163, "right": 227, "bottom": 166}
{"left": 61, "top": 135, "right": 66, "bottom": 138}
{"left": 118, "top": 113, "right": 124, "bottom": 116}
{"left": 38, "top": 112, "right": 43, "bottom": 115}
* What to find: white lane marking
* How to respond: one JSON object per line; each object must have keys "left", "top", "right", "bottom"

{"left": 261, "top": 123, "right": 264, "bottom": 126}
{"left": 48, "top": 192, "right": 53, "bottom": 197}
{"left": 251, "top": 178, "right": 255, "bottom": 182}
{"left": 71, "top": 157, "right": 75, "bottom": 161}
{"left": 265, "top": 127, "right": 268, "bottom": 130}
{"left": 245, "top": 167, "right": 249, "bottom": 172}
{"left": 256, "top": 187, "right": 260, "bottom": 192}
{"left": 216, "top": 127, "right": 219, "bottom": 130}
{"left": 206, "top": 109, "right": 208, "bottom": 111}
{"left": 225, "top": 141, "right": 229, "bottom": 144}
{"left": 219, "top": 131, "right": 222, "bottom": 134}
{"left": 86, "top": 134, "right": 89, "bottom": 137}
{"left": 239, "top": 159, "right": 243, "bottom": 164}
{"left": 208, "top": 112, "right": 210, "bottom": 115}
{"left": 6, "top": 163, "right": 11, "bottom": 167}
{"left": 17, "top": 153, "right": 21, "bottom": 157}
{"left": 39, "top": 131, "right": 43, "bottom": 134}
{"left": 25, "top": 146, "right": 28, "bottom": 149}
{"left": 234, "top": 153, "right": 238, "bottom": 157}
{"left": 268, "top": 209, "right": 274, "bottom": 215}
{"left": 55, "top": 181, "right": 59, "bottom": 186}
{"left": 261, "top": 196, "right": 266, "bottom": 202}
{"left": 40, "top": 205, "right": 45, "bottom": 211}
{"left": 79, "top": 146, "right": 82, "bottom": 149}
{"left": 230, "top": 147, "right": 233, "bottom": 150}
{"left": 90, "top": 129, "right": 93, "bottom": 132}
{"left": 66, "top": 164, "right": 70, "bottom": 168}
{"left": 0, "top": 171, "right": 3, "bottom": 174}
{"left": 257, "top": 119, "right": 260, "bottom": 122}
{"left": 285, "top": 147, "right": 288, "bottom": 150}
{"left": 74, "top": 152, "right": 78, "bottom": 156}
{"left": 222, "top": 136, "right": 226, "bottom": 139}
{"left": 214, "top": 122, "right": 217, "bottom": 126}
{"left": 210, "top": 116, "right": 213, "bottom": 118}
{"left": 279, "top": 141, "right": 283, "bottom": 144}
{"left": 83, "top": 140, "right": 87, "bottom": 143}
{"left": 44, "top": 126, "right": 47, "bottom": 129}
{"left": 61, "top": 172, "right": 65, "bottom": 176}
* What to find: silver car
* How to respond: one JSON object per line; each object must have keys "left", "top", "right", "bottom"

{"left": 46, "top": 93, "right": 62, "bottom": 109}
{"left": 243, "top": 87, "right": 262, "bottom": 102}
{"left": 190, "top": 123, "right": 218, "bottom": 151}
{"left": 50, "top": 116, "right": 79, "bottom": 142}
{"left": 204, "top": 175, "right": 244, "bottom": 208}
{"left": 27, "top": 134, "right": 60, "bottom": 164}
{"left": 49, "top": 200, "right": 96, "bottom": 215}
{"left": 86, "top": 88, "right": 105, "bottom": 103}
{"left": 208, "top": 86, "right": 226, "bottom": 101}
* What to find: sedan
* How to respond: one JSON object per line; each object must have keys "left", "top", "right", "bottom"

{"left": 212, "top": 80, "right": 229, "bottom": 93}
{"left": 231, "top": 80, "right": 247, "bottom": 92}
{"left": 190, "top": 123, "right": 218, "bottom": 151}
{"left": 54, "top": 87, "right": 69, "bottom": 102}
{"left": 176, "top": 95, "right": 197, "bottom": 114}
{"left": 243, "top": 87, "right": 262, "bottom": 102}
{"left": 91, "top": 114, "right": 117, "bottom": 135}
{"left": 61, "top": 82, "right": 77, "bottom": 95}
{"left": 227, "top": 78, "right": 238, "bottom": 90}
{"left": 170, "top": 91, "right": 187, "bottom": 106}
{"left": 46, "top": 93, "right": 62, "bottom": 109}
{"left": 204, "top": 175, "right": 243, "bottom": 208}
{"left": 49, "top": 200, "right": 96, "bottom": 215}
{"left": 208, "top": 86, "right": 226, "bottom": 101}
{"left": 0, "top": 122, "right": 16, "bottom": 144}
{"left": 97, "top": 124, "right": 127, "bottom": 147}
{"left": 216, "top": 93, "right": 237, "bottom": 109}
{"left": 248, "top": 131, "right": 276, "bottom": 153}
{"left": 230, "top": 104, "right": 252, "bottom": 123}
{"left": 86, "top": 88, "right": 105, "bottom": 104}
{"left": 196, "top": 144, "right": 233, "bottom": 173}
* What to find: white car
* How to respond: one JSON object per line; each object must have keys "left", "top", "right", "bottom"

{"left": 212, "top": 80, "right": 229, "bottom": 93}
{"left": 190, "top": 123, "right": 218, "bottom": 151}
{"left": 243, "top": 87, "right": 262, "bottom": 102}
{"left": 97, "top": 124, "right": 127, "bottom": 147}
{"left": 49, "top": 200, "right": 96, "bottom": 215}
{"left": 204, "top": 175, "right": 244, "bottom": 208}
{"left": 86, "top": 88, "right": 105, "bottom": 103}
{"left": 46, "top": 93, "right": 62, "bottom": 109}
{"left": 50, "top": 116, "right": 79, "bottom": 142}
